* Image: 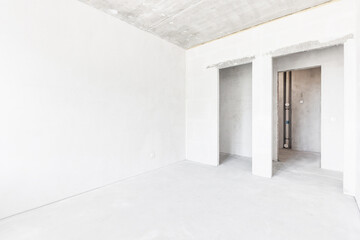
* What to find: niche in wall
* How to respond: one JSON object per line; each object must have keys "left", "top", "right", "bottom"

{"left": 219, "top": 63, "right": 252, "bottom": 159}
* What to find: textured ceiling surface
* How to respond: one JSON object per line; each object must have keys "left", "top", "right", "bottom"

{"left": 79, "top": 0, "right": 331, "bottom": 49}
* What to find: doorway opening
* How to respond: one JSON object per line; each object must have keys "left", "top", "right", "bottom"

{"left": 219, "top": 63, "right": 252, "bottom": 167}
{"left": 277, "top": 67, "right": 321, "bottom": 169}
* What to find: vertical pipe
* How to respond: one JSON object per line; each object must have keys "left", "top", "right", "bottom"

{"left": 289, "top": 71, "right": 292, "bottom": 149}
{"left": 282, "top": 71, "right": 292, "bottom": 149}
{"left": 283, "top": 72, "right": 287, "bottom": 148}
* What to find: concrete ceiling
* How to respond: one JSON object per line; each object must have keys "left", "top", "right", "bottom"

{"left": 79, "top": 0, "right": 331, "bottom": 49}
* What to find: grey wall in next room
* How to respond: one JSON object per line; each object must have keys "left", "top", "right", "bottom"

{"left": 219, "top": 64, "right": 252, "bottom": 158}
{"left": 278, "top": 68, "right": 321, "bottom": 153}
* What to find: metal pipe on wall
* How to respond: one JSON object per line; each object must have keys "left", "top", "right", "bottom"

{"left": 283, "top": 71, "right": 292, "bottom": 149}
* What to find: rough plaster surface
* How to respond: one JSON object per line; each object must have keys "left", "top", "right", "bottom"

{"left": 292, "top": 69, "right": 321, "bottom": 152}
{"left": 208, "top": 35, "right": 353, "bottom": 70}
{"left": 1, "top": 152, "right": 359, "bottom": 239}
{"left": 278, "top": 68, "right": 321, "bottom": 153}
{"left": 79, "top": 0, "right": 331, "bottom": 49}
{"left": 219, "top": 64, "right": 252, "bottom": 157}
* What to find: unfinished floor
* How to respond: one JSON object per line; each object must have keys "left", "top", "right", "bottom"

{"left": 0, "top": 152, "right": 359, "bottom": 240}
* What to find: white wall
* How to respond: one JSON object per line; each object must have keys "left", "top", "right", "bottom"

{"left": 186, "top": 0, "right": 355, "bottom": 167}
{"left": 278, "top": 68, "right": 321, "bottom": 153}
{"left": 343, "top": 40, "right": 358, "bottom": 195}
{"left": 274, "top": 47, "right": 343, "bottom": 171}
{"left": 219, "top": 64, "right": 252, "bottom": 158}
{"left": 252, "top": 56, "right": 274, "bottom": 177}
{"left": 0, "top": 0, "right": 185, "bottom": 219}
{"left": 356, "top": 0, "right": 360, "bottom": 209}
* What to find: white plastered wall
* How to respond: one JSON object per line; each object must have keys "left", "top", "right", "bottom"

{"left": 186, "top": 0, "right": 356, "bottom": 184}
{"left": 219, "top": 64, "right": 252, "bottom": 158}
{"left": 356, "top": 0, "right": 360, "bottom": 208}
{"left": 343, "top": 39, "right": 358, "bottom": 195}
{"left": 274, "top": 47, "right": 344, "bottom": 171}
{"left": 0, "top": 0, "right": 185, "bottom": 219}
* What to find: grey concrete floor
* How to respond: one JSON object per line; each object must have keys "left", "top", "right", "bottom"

{"left": 0, "top": 150, "right": 359, "bottom": 240}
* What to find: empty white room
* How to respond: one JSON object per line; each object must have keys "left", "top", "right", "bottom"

{"left": 1, "top": 0, "right": 360, "bottom": 239}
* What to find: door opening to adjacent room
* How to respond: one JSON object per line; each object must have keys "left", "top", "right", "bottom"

{"left": 277, "top": 67, "right": 321, "bottom": 169}
{"left": 219, "top": 63, "right": 252, "bottom": 168}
